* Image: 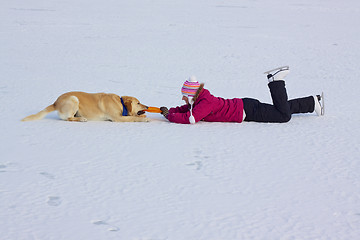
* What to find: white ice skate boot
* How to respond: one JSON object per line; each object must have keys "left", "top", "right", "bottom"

{"left": 264, "top": 66, "right": 290, "bottom": 82}
{"left": 313, "top": 92, "right": 324, "bottom": 116}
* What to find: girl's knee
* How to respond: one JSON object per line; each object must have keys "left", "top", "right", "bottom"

{"left": 281, "top": 113, "right": 291, "bottom": 123}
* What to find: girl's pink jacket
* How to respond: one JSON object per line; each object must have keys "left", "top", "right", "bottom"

{"left": 167, "top": 84, "right": 244, "bottom": 124}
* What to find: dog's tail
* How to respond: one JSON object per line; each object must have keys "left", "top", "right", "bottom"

{"left": 21, "top": 104, "right": 56, "bottom": 121}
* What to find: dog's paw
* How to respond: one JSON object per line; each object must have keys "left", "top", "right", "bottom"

{"left": 142, "top": 118, "right": 150, "bottom": 122}
{"left": 67, "top": 117, "right": 88, "bottom": 122}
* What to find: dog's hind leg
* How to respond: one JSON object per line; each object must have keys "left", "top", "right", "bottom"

{"left": 57, "top": 96, "right": 87, "bottom": 122}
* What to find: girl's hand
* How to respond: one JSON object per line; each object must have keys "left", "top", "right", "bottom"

{"left": 160, "top": 107, "right": 169, "bottom": 118}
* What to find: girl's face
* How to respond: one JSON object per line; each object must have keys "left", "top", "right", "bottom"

{"left": 182, "top": 96, "right": 189, "bottom": 104}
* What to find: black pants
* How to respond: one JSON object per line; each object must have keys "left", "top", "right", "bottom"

{"left": 243, "top": 81, "right": 315, "bottom": 123}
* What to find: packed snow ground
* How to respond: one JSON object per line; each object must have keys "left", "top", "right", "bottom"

{"left": 1, "top": 0, "right": 360, "bottom": 239}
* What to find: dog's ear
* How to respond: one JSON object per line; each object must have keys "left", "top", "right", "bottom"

{"left": 122, "top": 97, "right": 133, "bottom": 114}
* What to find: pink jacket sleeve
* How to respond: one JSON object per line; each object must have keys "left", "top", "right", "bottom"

{"left": 167, "top": 104, "right": 191, "bottom": 124}
{"left": 167, "top": 99, "right": 213, "bottom": 124}
{"left": 168, "top": 104, "right": 189, "bottom": 114}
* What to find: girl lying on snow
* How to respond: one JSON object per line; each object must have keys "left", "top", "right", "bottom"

{"left": 160, "top": 66, "right": 324, "bottom": 124}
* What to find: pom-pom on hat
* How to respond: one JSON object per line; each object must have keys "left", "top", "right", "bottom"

{"left": 181, "top": 76, "right": 200, "bottom": 98}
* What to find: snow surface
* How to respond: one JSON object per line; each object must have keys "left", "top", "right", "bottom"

{"left": 1, "top": 0, "right": 360, "bottom": 239}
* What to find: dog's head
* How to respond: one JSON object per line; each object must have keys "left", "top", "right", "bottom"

{"left": 122, "top": 96, "right": 148, "bottom": 116}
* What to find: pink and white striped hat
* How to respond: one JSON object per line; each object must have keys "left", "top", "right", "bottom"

{"left": 181, "top": 76, "right": 200, "bottom": 98}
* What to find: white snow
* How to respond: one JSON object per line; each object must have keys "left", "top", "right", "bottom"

{"left": 1, "top": 0, "right": 360, "bottom": 239}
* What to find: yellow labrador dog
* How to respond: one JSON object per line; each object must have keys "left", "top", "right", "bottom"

{"left": 22, "top": 91, "right": 149, "bottom": 122}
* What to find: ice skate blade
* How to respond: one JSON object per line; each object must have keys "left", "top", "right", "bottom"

{"left": 264, "top": 66, "right": 289, "bottom": 75}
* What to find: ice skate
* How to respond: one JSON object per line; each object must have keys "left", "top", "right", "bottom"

{"left": 313, "top": 92, "right": 324, "bottom": 116}
{"left": 264, "top": 66, "right": 290, "bottom": 82}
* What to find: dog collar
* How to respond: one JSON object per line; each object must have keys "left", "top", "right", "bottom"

{"left": 120, "top": 97, "right": 128, "bottom": 116}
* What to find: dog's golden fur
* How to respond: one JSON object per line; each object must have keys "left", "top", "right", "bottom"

{"left": 22, "top": 91, "right": 149, "bottom": 122}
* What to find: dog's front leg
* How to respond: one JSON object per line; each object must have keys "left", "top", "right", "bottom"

{"left": 67, "top": 116, "right": 88, "bottom": 122}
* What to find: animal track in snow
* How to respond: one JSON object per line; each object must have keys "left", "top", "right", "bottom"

{"left": 193, "top": 149, "right": 210, "bottom": 160}
{"left": 0, "top": 86, "right": 8, "bottom": 95}
{"left": 186, "top": 161, "right": 203, "bottom": 170}
{"left": 0, "top": 164, "right": 7, "bottom": 173}
{"left": 92, "top": 220, "right": 119, "bottom": 232}
{"left": 186, "top": 149, "right": 210, "bottom": 170}
{"left": 0, "top": 163, "right": 16, "bottom": 173}
{"left": 40, "top": 172, "right": 55, "bottom": 179}
{"left": 47, "top": 196, "right": 62, "bottom": 206}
